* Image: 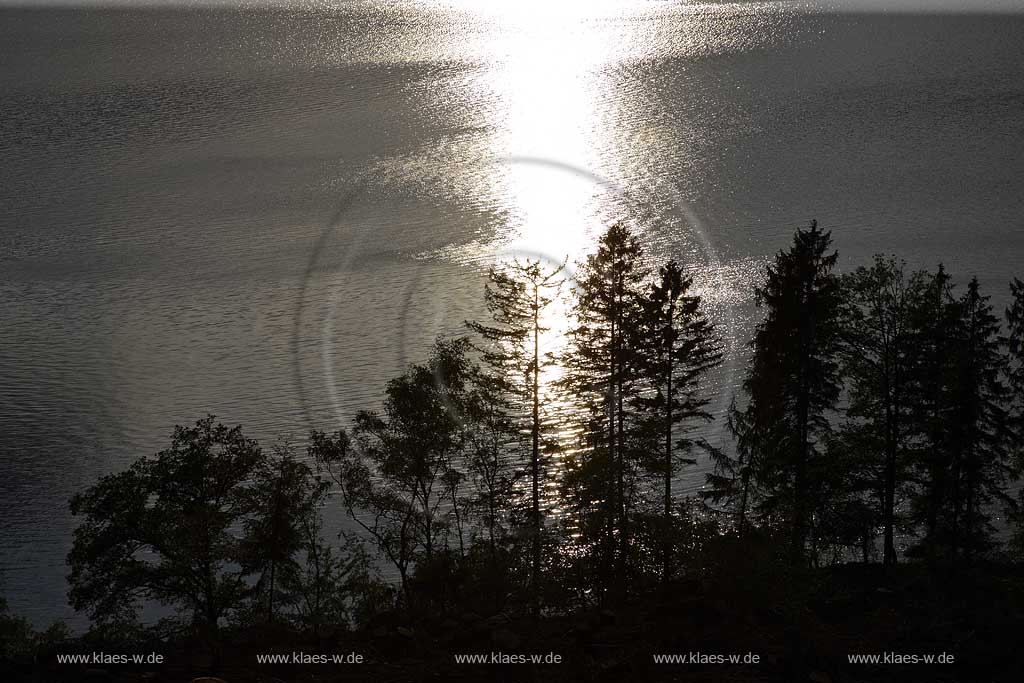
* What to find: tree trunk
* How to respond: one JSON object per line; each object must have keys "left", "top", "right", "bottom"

{"left": 616, "top": 271, "right": 628, "bottom": 595}
{"left": 883, "top": 385, "right": 897, "bottom": 567}
{"left": 662, "top": 300, "right": 674, "bottom": 585}
{"left": 531, "top": 286, "right": 541, "bottom": 618}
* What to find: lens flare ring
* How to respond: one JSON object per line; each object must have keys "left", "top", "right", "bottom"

{"left": 292, "top": 155, "right": 738, "bottom": 437}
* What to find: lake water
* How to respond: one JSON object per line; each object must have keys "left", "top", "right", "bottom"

{"left": 2, "top": 1, "right": 1023, "bottom": 628}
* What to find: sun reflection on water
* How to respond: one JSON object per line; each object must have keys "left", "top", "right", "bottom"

{"left": 480, "top": 7, "right": 620, "bottom": 261}
{"left": 409, "top": 0, "right": 750, "bottom": 524}
{"left": 459, "top": 5, "right": 626, "bottom": 493}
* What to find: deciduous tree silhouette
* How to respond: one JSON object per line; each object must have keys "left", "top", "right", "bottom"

{"left": 241, "top": 441, "right": 325, "bottom": 623}
{"left": 311, "top": 339, "right": 473, "bottom": 607}
{"left": 68, "top": 416, "right": 264, "bottom": 668}
{"left": 837, "top": 256, "right": 918, "bottom": 566}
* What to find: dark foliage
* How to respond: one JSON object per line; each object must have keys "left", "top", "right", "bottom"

{"left": 39, "top": 222, "right": 1024, "bottom": 681}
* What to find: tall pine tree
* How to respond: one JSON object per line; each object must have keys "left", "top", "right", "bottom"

{"left": 465, "top": 259, "right": 563, "bottom": 615}
{"left": 904, "top": 265, "right": 959, "bottom": 560}
{"left": 1005, "top": 278, "right": 1024, "bottom": 557}
{"left": 634, "top": 260, "right": 722, "bottom": 582}
{"left": 943, "top": 278, "right": 1015, "bottom": 561}
{"left": 561, "top": 223, "right": 648, "bottom": 597}
{"left": 735, "top": 220, "right": 842, "bottom": 566}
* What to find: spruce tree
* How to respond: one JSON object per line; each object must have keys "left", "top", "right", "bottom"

{"left": 703, "top": 399, "right": 764, "bottom": 537}
{"left": 634, "top": 260, "right": 722, "bottom": 582}
{"left": 904, "top": 265, "right": 959, "bottom": 560}
{"left": 907, "top": 273, "right": 1017, "bottom": 561}
{"left": 943, "top": 278, "right": 1015, "bottom": 560}
{"left": 1005, "top": 278, "right": 1024, "bottom": 556}
{"left": 465, "top": 258, "right": 563, "bottom": 615}
{"left": 737, "top": 220, "right": 842, "bottom": 566}
{"left": 561, "top": 223, "right": 649, "bottom": 596}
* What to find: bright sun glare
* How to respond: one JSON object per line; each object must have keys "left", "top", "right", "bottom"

{"left": 449, "top": 0, "right": 645, "bottom": 403}
{"left": 452, "top": 0, "right": 634, "bottom": 260}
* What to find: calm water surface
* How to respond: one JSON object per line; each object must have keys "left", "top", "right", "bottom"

{"left": 2, "top": 1, "right": 1023, "bottom": 626}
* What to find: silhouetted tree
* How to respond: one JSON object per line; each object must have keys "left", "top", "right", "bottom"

{"left": 68, "top": 416, "right": 263, "bottom": 667}
{"left": 903, "top": 265, "right": 959, "bottom": 560}
{"left": 941, "top": 278, "right": 1015, "bottom": 561}
{"left": 905, "top": 273, "right": 1018, "bottom": 561}
{"left": 0, "top": 596, "right": 35, "bottom": 659}
{"left": 242, "top": 441, "right": 324, "bottom": 623}
{"left": 281, "top": 517, "right": 381, "bottom": 641}
{"left": 466, "top": 259, "right": 564, "bottom": 614}
{"left": 459, "top": 372, "right": 519, "bottom": 558}
{"left": 309, "top": 428, "right": 422, "bottom": 603}
{"left": 735, "top": 220, "right": 842, "bottom": 566}
{"left": 816, "top": 430, "right": 883, "bottom": 563}
{"left": 634, "top": 260, "right": 722, "bottom": 582}
{"left": 311, "top": 339, "right": 472, "bottom": 606}
{"left": 703, "top": 399, "right": 763, "bottom": 537}
{"left": 561, "top": 223, "right": 649, "bottom": 597}
{"left": 837, "top": 256, "right": 918, "bottom": 566}
{"left": 1005, "top": 278, "right": 1024, "bottom": 557}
